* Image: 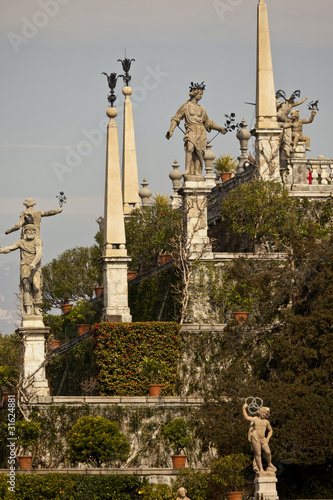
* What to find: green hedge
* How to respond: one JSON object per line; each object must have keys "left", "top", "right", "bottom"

{"left": 92, "top": 322, "right": 181, "bottom": 396}
{"left": 0, "top": 473, "right": 147, "bottom": 500}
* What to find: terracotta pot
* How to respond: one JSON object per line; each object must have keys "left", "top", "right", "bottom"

{"left": 77, "top": 324, "right": 90, "bottom": 336}
{"left": 148, "top": 384, "right": 164, "bottom": 397}
{"left": 2, "top": 392, "right": 16, "bottom": 405}
{"left": 233, "top": 311, "right": 248, "bottom": 323}
{"left": 94, "top": 286, "right": 104, "bottom": 297}
{"left": 61, "top": 303, "right": 72, "bottom": 314}
{"left": 127, "top": 271, "right": 137, "bottom": 282}
{"left": 18, "top": 455, "right": 33, "bottom": 469}
{"left": 160, "top": 253, "right": 173, "bottom": 265}
{"left": 227, "top": 492, "right": 243, "bottom": 500}
{"left": 50, "top": 340, "right": 60, "bottom": 350}
{"left": 171, "top": 454, "right": 187, "bottom": 469}
{"left": 220, "top": 172, "right": 232, "bottom": 182}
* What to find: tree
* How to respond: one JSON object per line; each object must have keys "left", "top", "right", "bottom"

{"left": 67, "top": 416, "right": 130, "bottom": 467}
{"left": 42, "top": 243, "right": 103, "bottom": 309}
{"left": 221, "top": 180, "right": 297, "bottom": 252}
{"left": 125, "top": 196, "right": 181, "bottom": 273}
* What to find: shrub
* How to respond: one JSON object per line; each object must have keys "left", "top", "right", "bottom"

{"left": 208, "top": 453, "right": 251, "bottom": 498}
{"left": 67, "top": 416, "right": 130, "bottom": 467}
{"left": 172, "top": 469, "right": 210, "bottom": 500}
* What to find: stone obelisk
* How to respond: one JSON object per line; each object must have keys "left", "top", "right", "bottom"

{"left": 102, "top": 99, "right": 132, "bottom": 322}
{"left": 255, "top": 0, "right": 281, "bottom": 180}
{"left": 122, "top": 85, "right": 141, "bottom": 214}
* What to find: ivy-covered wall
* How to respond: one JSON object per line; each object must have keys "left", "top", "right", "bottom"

{"left": 2, "top": 404, "right": 213, "bottom": 470}
{"left": 128, "top": 266, "right": 180, "bottom": 322}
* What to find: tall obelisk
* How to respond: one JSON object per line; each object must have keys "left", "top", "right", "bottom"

{"left": 255, "top": 0, "right": 281, "bottom": 180}
{"left": 102, "top": 74, "right": 132, "bottom": 322}
{"left": 122, "top": 86, "right": 141, "bottom": 214}
{"left": 118, "top": 57, "right": 141, "bottom": 215}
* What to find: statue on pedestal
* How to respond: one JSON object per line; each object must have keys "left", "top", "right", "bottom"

{"left": 166, "top": 82, "right": 227, "bottom": 178}
{"left": 243, "top": 402, "right": 276, "bottom": 473}
{"left": 0, "top": 224, "right": 43, "bottom": 317}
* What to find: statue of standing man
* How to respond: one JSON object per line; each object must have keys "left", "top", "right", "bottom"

{"left": 166, "top": 82, "right": 227, "bottom": 178}
{"left": 0, "top": 198, "right": 62, "bottom": 320}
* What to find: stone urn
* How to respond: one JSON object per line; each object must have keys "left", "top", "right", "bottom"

{"left": 171, "top": 454, "right": 187, "bottom": 469}
{"left": 18, "top": 455, "right": 33, "bottom": 469}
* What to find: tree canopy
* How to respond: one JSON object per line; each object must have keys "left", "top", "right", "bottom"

{"left": 125, "top": 195, "right": 181, "bottom": 273}
{"left": 42, "top": 243, "right": 103, "bottom": 309}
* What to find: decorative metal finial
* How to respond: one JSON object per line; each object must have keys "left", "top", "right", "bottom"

{"left": 308, "top": 100, "right": 319, "bottom": 111}
{"left": 117, "top": 55, "right": 135, "bottom": 86}
{"left": 101, "top": 72, "right": 122, "bottom": 106}
{"left": 56, "top": 191, "right": 67, "bottom": 207}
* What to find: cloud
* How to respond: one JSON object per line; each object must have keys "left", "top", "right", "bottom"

{"left": 0, "top": 144, "right": 76, "bottom": 149}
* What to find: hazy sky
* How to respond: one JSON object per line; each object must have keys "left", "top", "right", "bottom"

{"left": 0, "top": 0, "right": 332, "bottom": 333}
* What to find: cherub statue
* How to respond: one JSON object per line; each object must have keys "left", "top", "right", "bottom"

{"left": 5, "top": 198, "right": 62, "bottom": 238}
{"left": 166, "top": 82, "right": 227, "bottom": 178}
{"left": 0, "top": 224, "right": 43, "bottom": 317}
{"left": 283, "top": 109, "right": 317, "bottom": 151}
{"left": 176, "top": 487, "right": 191, "bottom": 500}
{"left": 242, "top": 403, "right": 276, "bottom": 473}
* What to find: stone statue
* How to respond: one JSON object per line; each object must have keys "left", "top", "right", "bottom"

{"left": 0, "top": 224, "right": 43, "bottom": 317}
{"left": 283, "top": 109, "right": 317, "bottom": 151}
{"left": 276, "top": 93, "right": 308, "bottom": 165}
{"left": 176, "top": 487, "right": 191, "bottom": 500}
{"left": 276, "top": 95, "right": 307, "bottom": 124}
{"left": 243, "top": 402, "right": 276, "bottom": 473}
{"left": 5, "top": 198, "right": 62, "bottom": 238}
{"left": 166, "top": 82, "right": 227, "bottom": 178}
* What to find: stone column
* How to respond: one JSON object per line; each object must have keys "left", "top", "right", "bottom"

{"left": 179, "top": 177, "right": 213, "bottom": 259}
{"left": 102, "top": 106, "right": 132, "bottom": 323}
{"left": 254, "top": 0, "right": 281, "bottom": 180}
{"left": 122, "top": 86, "right": 141, "bottom": 215}
{"left": 18, "top": 327, "right": 50, "bottom": 400}
{"left": 254, "top": 471, "right": 279, "bottom": 500}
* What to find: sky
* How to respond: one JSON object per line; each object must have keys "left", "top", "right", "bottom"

{"left": 0, "top": 0, "right": 332, "bottom": 334}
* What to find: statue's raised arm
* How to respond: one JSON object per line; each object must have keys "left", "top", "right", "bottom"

{"left": 5, "top": 198, "right": 62, "bottom": 237}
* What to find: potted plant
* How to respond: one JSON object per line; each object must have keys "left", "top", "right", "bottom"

{"left": 160, "top": 418, "right": 193, "bottom": 468}
{"left": 233, "top": 311, "right": 248, "bottom": 323}
{"left": 140, "top": 357, "right": 168, "bottom": 396}
{"left": 61, "top": 299, "right": 73, "bottom": 314}
{"left": 209, "top": 453, "right": 251, "bottom": 500}
{"left": 213, "top": 154, "right": 238, "bottom": 182}
{"left": 16, "top": 419, "right": 41, "bottom": 469}
{"left": 66, "top": 301, "right": 96, "bottom": 336}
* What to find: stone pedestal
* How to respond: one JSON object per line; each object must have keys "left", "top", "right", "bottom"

{"left": 179, "top": 176, "right": 213, "bottom": 259}
{"left": 18, "top": 327, "right": 50, "bottom": 400}
{"left": 102, "top": 255, "right": 132, "bottom": 323}
{"left": 254, "top": 471, "right": 279, "bottom": 500}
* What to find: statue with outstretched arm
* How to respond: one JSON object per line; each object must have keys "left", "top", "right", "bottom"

{"left": 5, "top": 197, "right": 62, "bottom": 238}
{"left": 0, "top": 225, "right": 43, "bottom": 317}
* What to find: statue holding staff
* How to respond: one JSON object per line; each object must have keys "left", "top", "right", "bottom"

{"left": 166, "top": 82, "right": 227, "bottom": 177}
